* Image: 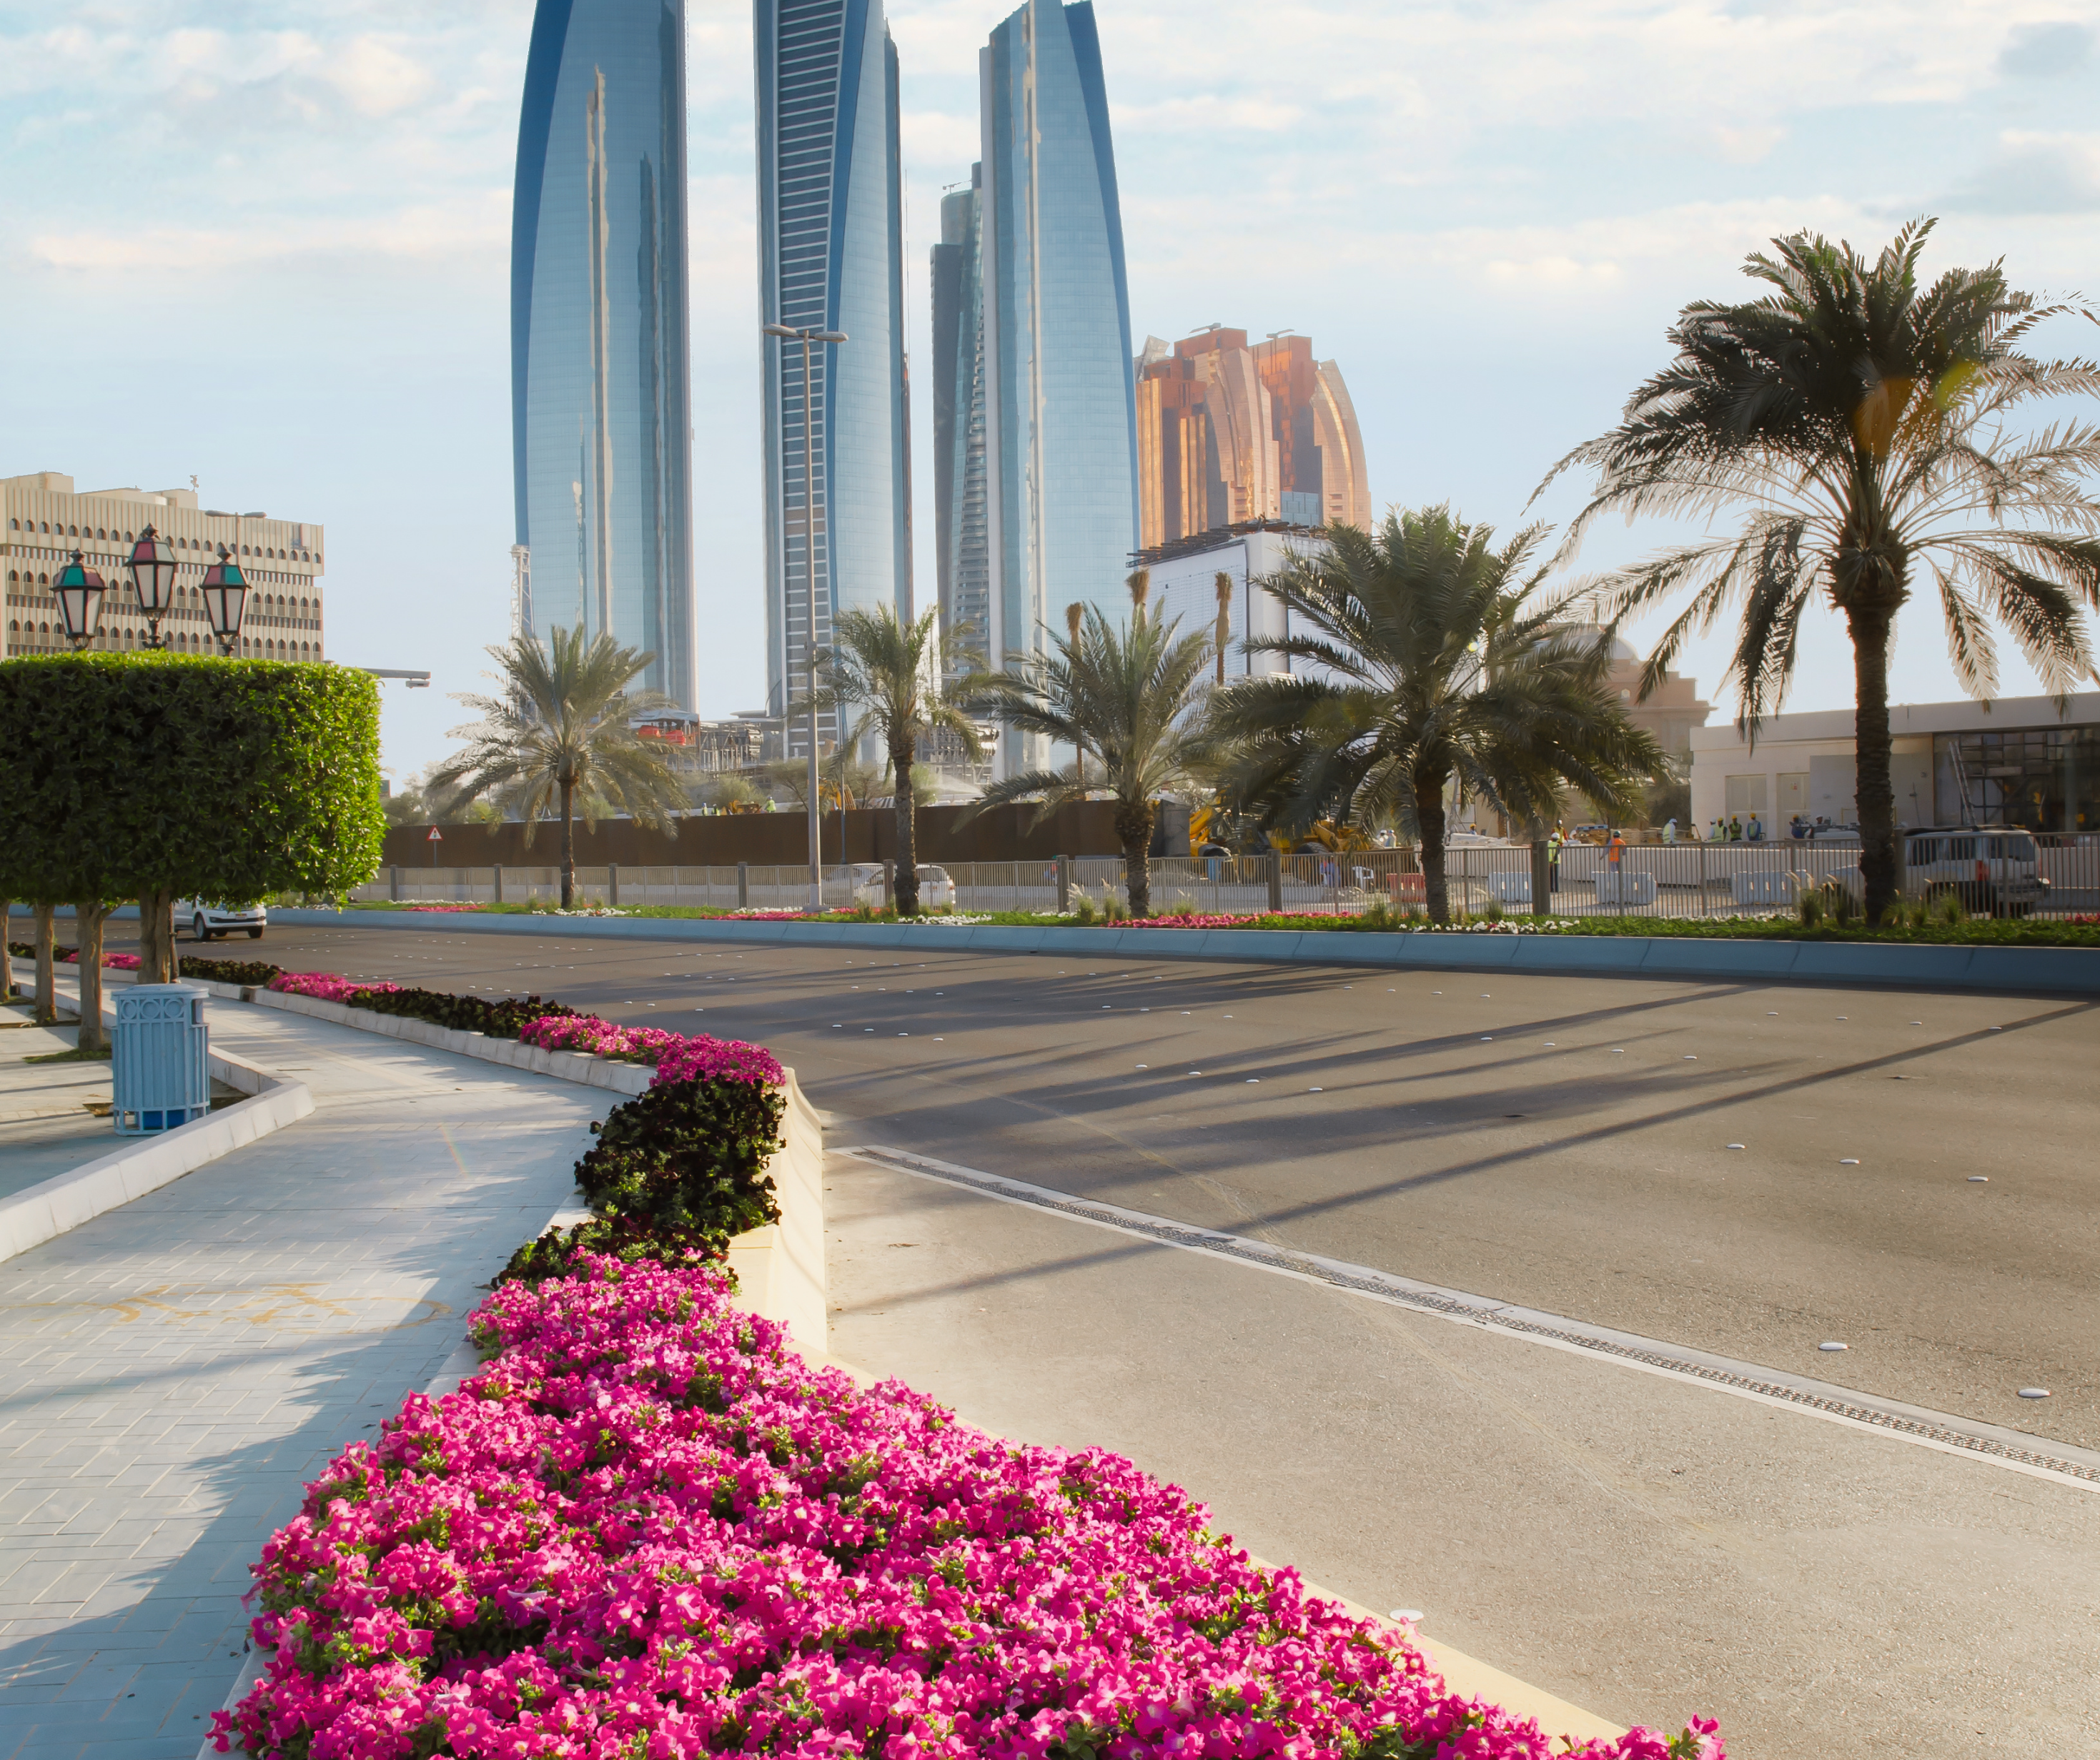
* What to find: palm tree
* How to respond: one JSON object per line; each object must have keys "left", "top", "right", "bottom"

{"left": 1543, "top": 219, "right": 2100, "bottom": 918}
{"left": 795, "top": 605, "right": 986, "bottom": 915}
{"left": 1209, "top": 507, "right": 1666, "bottom": 923}
{"left": 428, "top": 626, "right": 686, "bottom": 908}
{"left": 969, "top": 572, "right": 1213, "bottom": 918}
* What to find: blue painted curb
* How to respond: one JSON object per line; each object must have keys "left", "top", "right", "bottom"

{"left": 254, "top": 908, "right": 2100, "bottom": 997}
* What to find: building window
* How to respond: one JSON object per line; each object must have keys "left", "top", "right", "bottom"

{"left": 1778, "top": 772, "right": 1808, "bottom": 817}
{"left": 1724, "top": 775, "right": 1768, "bottom": 815}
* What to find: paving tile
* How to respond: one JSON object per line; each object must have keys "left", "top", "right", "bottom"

{"left": 0, "top": 1000, "right": 595, "bottom": 1760}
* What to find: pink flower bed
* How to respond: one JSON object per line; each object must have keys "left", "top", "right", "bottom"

{"left": 1117, "top": 913, "right": 1269, "bottom": 930}
{"left": 401, "top": 903, "right": 483, "bottom": 913}
{"left": 269, "top": 972, "right": 402, "bottom": 1003}
{"left": 520, "top": 1012, "right": 786, "bottom": 1088}
{"left": 214, "top": 1256, "right": 1722, "bottom": 1760}
{"left": 58, "top": 949, "right": 142, "bottom": 968}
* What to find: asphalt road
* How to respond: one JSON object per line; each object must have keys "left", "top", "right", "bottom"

{"left": 54, "top": 915, "right": 2100, "bottom": 1754}
{"left": 199, "top": 917, "right": 2099, "bottom": 1447}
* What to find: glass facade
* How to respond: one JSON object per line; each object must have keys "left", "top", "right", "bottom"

{"left": 755, "top": 0, "right": 912, "bottom": 752}
{"left": 980, "top": 0, "right": 1138, "bottom": 767}
{"left": 931, "top": 170, "right": 992, "bottom": 670}
{"left": 512, "top": 0, "right": 695, "bottom": 707}
{"left": 1935, "top": 724, "right": 2100, "bottom": 833}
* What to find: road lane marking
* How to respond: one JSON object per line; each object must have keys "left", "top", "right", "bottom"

{"left": 835, "top": 1143, "right": 2099, "bottom": 1495}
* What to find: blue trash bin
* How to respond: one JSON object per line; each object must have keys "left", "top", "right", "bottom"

{"left": 112, "top": 984, "right": 210, "bottom": 1134}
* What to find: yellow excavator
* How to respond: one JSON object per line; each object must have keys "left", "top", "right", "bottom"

{"left": 1267, "top": 819, "right": 1377, "bottom": 855}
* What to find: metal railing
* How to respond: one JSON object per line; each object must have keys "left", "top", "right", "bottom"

{"left": 346, "top": 837, "right": 2100, "bottom": 921}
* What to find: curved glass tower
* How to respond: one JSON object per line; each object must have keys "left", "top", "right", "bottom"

{"left": 981, "top": 0, "right": 1137, "bottom": 765}
{"left": 755, "top": 0, "right": 911, "bottom": 748}
{"left": 512, "top": 0, "right": 695, "bottom": 707}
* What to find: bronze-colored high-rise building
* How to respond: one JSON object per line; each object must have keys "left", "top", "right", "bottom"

{"left": 1134, "top": 327, "right": 1368, "bottom": 549}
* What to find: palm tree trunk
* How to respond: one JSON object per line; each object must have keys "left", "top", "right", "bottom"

{"left": 75, "top": 905, "right": 109, "bottom": 1055}
{"left": 1115, "top": 798, "right": 1156, "bottom": 918}
{"left": 137, "top": 890, "right": 177, "bottom": 984}
{"left": 893, "top": 736, "right": 919, "bottom": 916}
{"left": 32, "top": 904, "right": 56, "bottom": 1025}
{"left": 560, "top": 777, "right": 576, "bottom": 909}
{"left": 1417, "top": 778, "right": 1452, "bottom": 923}
{"left": 0, "top": 899, "right": 13, "bottom": 1000}
{"left": 1846, "top": 605, "right": 1898, "bottom": 920}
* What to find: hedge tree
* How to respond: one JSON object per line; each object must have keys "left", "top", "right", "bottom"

{"left": 0, "top": 654, "right": 385, "bottom": 988}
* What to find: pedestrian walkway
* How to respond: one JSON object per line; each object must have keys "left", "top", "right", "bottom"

{"left": 0, "top": 996, "right": 600, "bottom": 1760}
{"left": 0, "top": 1014, "right": 117, "bottom": 1203}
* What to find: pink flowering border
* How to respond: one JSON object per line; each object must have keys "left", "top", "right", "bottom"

{"left": 263, "top": 970, "right": 785, "bottom": 1089}
{"left": 213, "top": 1254, "right": 1723, "bottom": 1760}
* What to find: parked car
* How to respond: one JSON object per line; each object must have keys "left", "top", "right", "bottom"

{"left": 1903, "top": 826, "right": 2049, "bottom": 916}
{"left": 847, "top": 864, "right": 958, "bottom": 910}
{"left": 1816, "top": 825, "right": 2050, "bottom": 917}
{"left": 178, "top": 898, "right": 267, "bottom": 941}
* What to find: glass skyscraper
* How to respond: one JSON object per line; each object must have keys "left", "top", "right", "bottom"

{"left": 512, "top": 0, "right": 695, "bottom": 708}
{"left": 755, "top": 0, "right": 912, "bottom": 752}
{"left": 931, "top": 169, "right": 991, "bottom": 671}
{"left": 975, "top": 0, "right": 1138, "bottom": 767}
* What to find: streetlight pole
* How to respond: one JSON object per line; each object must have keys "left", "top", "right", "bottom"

{"left": 763, "top": 320, "right": 848, "bottom": 913}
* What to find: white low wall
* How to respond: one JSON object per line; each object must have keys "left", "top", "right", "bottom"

{"left": 725, "top": 1074, "right": 827, "bottom": 1353}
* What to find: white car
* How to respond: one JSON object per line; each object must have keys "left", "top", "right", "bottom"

{"left": 1903, "top": 826, "right": 2049, "bottom": 917}
{"left": 179, "top": 898, "right": 268, "bottom": 941}
{"left": 847, "top": 864, "right": 958, "bottom": 910}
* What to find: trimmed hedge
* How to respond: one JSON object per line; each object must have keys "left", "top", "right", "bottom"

{"left": 0, "top": 653, "right": 383, "bottom": 905}
{"left": 574, "top": 1075, "right": 786, "bottom": 1237}
{"left": 339, "top": 983, "right": 579, "bottom": 1039}
{"left": 497, "top": 1214, "right": 730, "bottom": 1288}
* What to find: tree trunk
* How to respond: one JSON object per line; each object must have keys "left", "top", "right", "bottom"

{"left": 1115, "top": 797, "right": 1157, "bottom": 918}
{"left": 893, "top": 736, "right": 919, "bottom": 916}
{"left": 75, "top": 905, "right": 109, "bottom": 1055}
{"left": 1417, "top": 777, "right": 1451, "bottom": 923}
{"left": 0, "top": 899, "right": 13, "bottom": 1000}
{"left": 1846, "top": 604, "right": 1898, "bottom": 920}
{"left": 32, "top": 904, "right": 56, "bottom": 1025}
{"left": 137, "top": 890, "right": 177, "bottom": 984}
{"left": 560, "top": 777, "right": 575, "bottom": 909}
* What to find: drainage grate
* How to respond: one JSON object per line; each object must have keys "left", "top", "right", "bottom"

{"left": 842, "top": 1145, "right": 2097, "bottom": 1491}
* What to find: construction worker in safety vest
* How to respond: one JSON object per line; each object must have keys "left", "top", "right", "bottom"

{"left": 1545, "top": 825, "right": 1564, "bottom": 895}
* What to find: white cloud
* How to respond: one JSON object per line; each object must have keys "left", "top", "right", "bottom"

{"left": 321, "top": 37, "right": 440, "bottom": 118}
{"left": 29, "top": 194, "right": 509, "bottom": 272}
{"left": 1943, "top": 130, "right": 2100, "bottom": 215}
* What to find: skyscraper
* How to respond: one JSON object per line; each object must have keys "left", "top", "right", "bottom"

{"left": 1134, "top": 327, "right": 1370, "bottom": 550}
{"left": 930, "top": 169, "right": 991, "bottom": 670}
{"left": 754, "top": 0, "right": 912, "bottom": 754}
{"left": 512, "top": 0, "right": 695, "bottom": 707}
{"left": 974, "top": 0, "right": 1139, "bottom": 762}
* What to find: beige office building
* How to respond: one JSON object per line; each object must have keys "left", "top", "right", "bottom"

{"left": 1135, "top": 328, "right": 1370, "bottom": 550}
{"left": 4, "top": 472, "right": 327, "bottom": 661}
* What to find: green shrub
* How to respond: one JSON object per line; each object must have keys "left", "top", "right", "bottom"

{"left": 496, "top": 1215, "right": 730, "bottom": 1288}
{"left": 179, "top": 957, "right": 284, "bottom": 986}
{"left": 574, "top": 1076, "right": 785, "bottom": 1237}
{"left": 345, "top": 985, "right": 578, "bottom": 1040}
{"left": 1797, "top": 888, "right": 1825, "bottom": 928}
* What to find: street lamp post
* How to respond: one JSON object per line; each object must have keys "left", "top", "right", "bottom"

{"left": 51, "top": 552, "right": 107, "bottom": 650}
{"left": 763, "top": 319, "right": 848, "bottom": 913}
{"left": 126, "top": 527, "right": 180, "bottom": 648}
{"left": 197, "top": 546, "right": 251, "bottom": 654}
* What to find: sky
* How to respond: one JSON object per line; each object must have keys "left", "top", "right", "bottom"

{"left": 6, "top": 0, "right": 2100, "bottom": 782}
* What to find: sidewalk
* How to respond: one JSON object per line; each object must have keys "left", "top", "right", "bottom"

{"left": 0, "top": 997, "right": 600, "bottom": 1760}
{"left": 0, "top": 1014, "right": 117, "bottom": 1203}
